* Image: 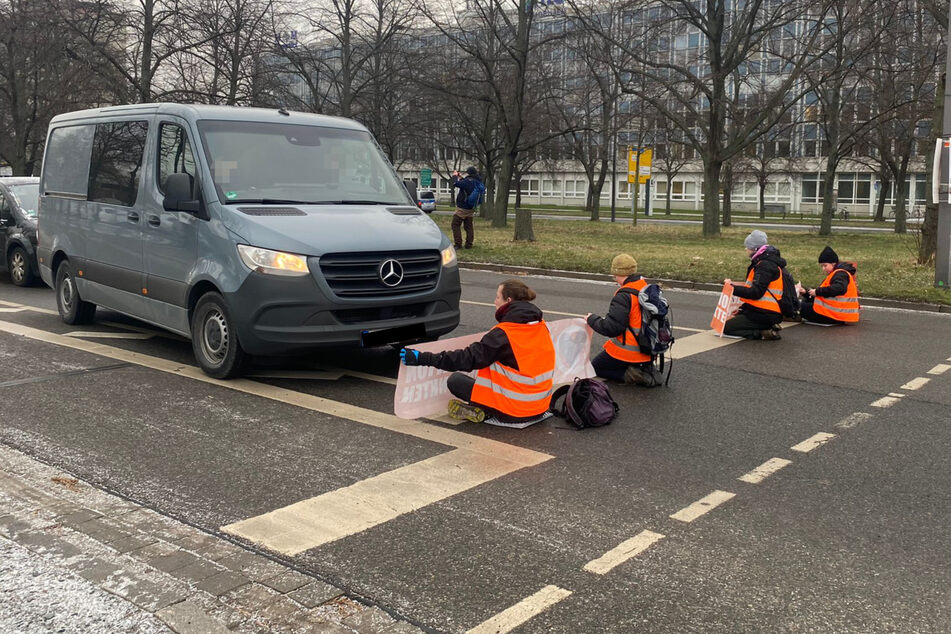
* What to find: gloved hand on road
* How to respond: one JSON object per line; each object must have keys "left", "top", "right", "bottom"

{"left": 400, "top": 348, "right": 420, "bottom": 365}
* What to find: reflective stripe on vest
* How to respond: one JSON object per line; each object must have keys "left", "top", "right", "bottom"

{"left": 603, "top": 278, "right": 652, "bottom": 363}
{"left": 813, "top": 270, "right": 860, "bottom": 322}
{"left": 738, "top": 267, "right": 783, "bottom": 313}
{"left": 470, "top": 320, "right": 556, "bottom": 418}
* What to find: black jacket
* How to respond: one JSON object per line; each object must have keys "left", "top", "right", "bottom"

{"left": 417, "top": 301, "right": 543, "bottom": 372}
{"left": 733, "top": 246, "right": 786, "bottom": 318}
{"left": 587, "top": 274, "right": 644, "bottom": 338}
{"left": 814, "top": 262, "right": 856, "bottom": 297}
{"left": 453, "top": 175, "right": 481, "bottom": 210}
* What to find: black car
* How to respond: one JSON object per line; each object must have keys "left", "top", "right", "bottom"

{"left": 0, "top": 177, "right": 40, "bottom": 286}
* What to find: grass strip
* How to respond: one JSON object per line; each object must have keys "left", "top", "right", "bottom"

{"left": 434, "top": 215, "right": 950, "bottom": 305}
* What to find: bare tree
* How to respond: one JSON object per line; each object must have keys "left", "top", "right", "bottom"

{"left": 918, "top": 0, "right": 948, "bottom": 262}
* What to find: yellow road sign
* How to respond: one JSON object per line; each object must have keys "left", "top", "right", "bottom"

{"left": 628, "top": 149, "right": 653, "bottom": 184}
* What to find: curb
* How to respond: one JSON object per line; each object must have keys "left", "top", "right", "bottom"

{"left": 459, "top": 262, "right": 951, "bottom": 314}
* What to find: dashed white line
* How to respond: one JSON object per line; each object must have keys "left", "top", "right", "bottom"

{"left": 900, "top": 377, "right": 931, "bottom": 391}
{"left": 466, "top": 585, "right": 572, "bottom": 634}
{"left": 834, "top": 412, "right": 873, "bottom": 430}
{"left": 738, "top": 458, "right": 792, "bottom": 484}
{"left": 871, "top": 395, "right": 901, "bottom": 408}
{"left": 888, "top": 393, "right": 906, "bottom": 398}
{"left": 64, "top": 331, "right": 154, "bottom": 340}
{"left": 583, "top": 530, "right": 665, "bottom": 575}
{"left": 927, "top": 364, "right": 950, "bottom": 376}
{"left": 791, "top": 432, "right": 836, "bottom": 453}
{"left": 670, "top": 490, "right": 735, "bottom": 523}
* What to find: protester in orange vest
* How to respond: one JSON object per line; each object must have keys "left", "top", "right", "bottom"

{"left": 400, "top": 279, "right": 555, "bottom": 425}
{"left": 584, "top": 254, "right": 660, "bottom": 386}
{"left": 722, "top": 230, "right": 785, "bottom": 340}
{"left": 798, "top": 246, "right": 860, "bottom": 325}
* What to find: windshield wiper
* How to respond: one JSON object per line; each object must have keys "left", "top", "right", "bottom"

{"left": 306, "top": 200, "right": 401, "bottom": 205}
{"left": 225, "top": 198, "right": 313, "bottom": 205}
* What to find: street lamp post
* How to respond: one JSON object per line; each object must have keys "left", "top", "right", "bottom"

{"left": 938, "top": 0, "right": 951, "bottom": 288}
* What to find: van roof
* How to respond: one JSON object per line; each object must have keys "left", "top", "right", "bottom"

{"left": 48, "top": 103, "right": 368, "bottom": 132}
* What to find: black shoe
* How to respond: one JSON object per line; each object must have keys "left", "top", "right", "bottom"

{"left": 760, "top": 329, "right": 782, "bottom": 340}
{"left": 454, "top": 244, "right": 462, "bottom": 249}
{"left": 464, "top": 244, "right": 473, "bottom": 249}
{"left": 624, "top": 366, "right": 661, "bottom": 387}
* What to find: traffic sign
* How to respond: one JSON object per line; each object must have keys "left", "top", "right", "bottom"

{"left": 420, "top": 168, "right": 432, "bottom": 188}
{"left": 628, "top": 149, "right": 653, "bottom": 184}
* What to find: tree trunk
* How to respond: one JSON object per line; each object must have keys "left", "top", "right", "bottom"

{"left": 493, "top": 153, "right": 515, "bottom": 227}
{"left": 665, "top": 177, "right": 673, "bottom": 215}
{"left": 920, "top": 69, "right": 945, "bottom": 263}
{"left": 759, "top": 178, "right": 766, "bottom": 219}
{"left": 722, "top": 184, "right": 732, "bottom": 227}
{"left": 819, "top": 168, "right": 838, "bottom": 236}
{"left": 514, "top": 207, "right": 534, "bottom": 241}
{"left": 893, "top": 156, "right": 910, "bottom": 234}
{"left": 875, "top": 179, "right": 889, "bottom": 222}
{"left": 702, "top": 160, "right": 722, "bottom": 236}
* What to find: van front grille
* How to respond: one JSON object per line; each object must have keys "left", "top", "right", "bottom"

{"left": 332, "top": 303, "right": 429, "bottom": 324}
{"left": 318, "top": 250, "right": 441, "bottom": 297}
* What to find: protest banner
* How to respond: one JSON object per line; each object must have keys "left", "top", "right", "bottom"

{"left": 394, "top": 318, "right": 595, "bottom": 420}
{"left": 710, "top": 282, "right": 742, "bottom": 336}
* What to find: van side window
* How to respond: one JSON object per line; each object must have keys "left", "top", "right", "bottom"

{"left": 88, "top": 121, "right": 149, "bottom": 207}
{"left": 43, "top": 125, "right": 95, "bottom": 197}
{"left": 158, "top": 123, "right": 197, "bottom": 193}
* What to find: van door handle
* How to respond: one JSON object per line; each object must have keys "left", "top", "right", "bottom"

{"left": 127, "top": 212, "right": 140, "bottom": 223}
{"left": 147, "top": 215, "right": 161, "bottom": 227}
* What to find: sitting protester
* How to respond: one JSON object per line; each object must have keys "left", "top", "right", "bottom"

{"left": 400, "top": 279, "right": 555, "bottom": 424}
{"left": 585, "top": 254, "right": 660, "bottom": 386}
{"left": 723, "top": 230, "right": 785, "bottom": 340}
{"left": 798, "top": 246, "right": 860, "bottom": 325}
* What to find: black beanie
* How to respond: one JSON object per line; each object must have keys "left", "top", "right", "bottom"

{"left": 818, "top": 246, "right": 838, "bottom": 264}
{"left": 466, "top": 166, "right": 478, "bottom": 176}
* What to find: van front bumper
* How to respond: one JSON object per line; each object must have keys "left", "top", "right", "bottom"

{"left": 223, "top": 267, "right": 461, "bottom": 356}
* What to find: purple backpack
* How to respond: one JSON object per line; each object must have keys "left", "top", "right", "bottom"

{"left": 550, "top": 378, "right": 618, "bottom": 428}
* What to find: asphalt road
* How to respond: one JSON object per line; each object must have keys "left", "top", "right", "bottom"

{"left": 1, "top": 268, "right": 950, "bottom": 633}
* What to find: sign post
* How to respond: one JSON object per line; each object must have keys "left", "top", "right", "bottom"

{"left": 628, "top": 148, "right": 653, "bottom": 224}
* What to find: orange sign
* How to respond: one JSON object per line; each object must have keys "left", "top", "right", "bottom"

{"left": 710, "top": 283, "right": 741, "bottom": 336}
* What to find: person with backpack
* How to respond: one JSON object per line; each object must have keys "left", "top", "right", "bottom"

{"left": 722, "top": 230, "right": 786, "bottom": 340}
{"left": 798, "top": 246, "right": 860, "bottom": 325}
{"left": 584, "top": 254, "right": 661, "bottom": 387}
{"left": 451, "top": 166, "right": 484, "bottom": 249}
{"left": 400, "top": 279, "right": 556, "bottom": 425}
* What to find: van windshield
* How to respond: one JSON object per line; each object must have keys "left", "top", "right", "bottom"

{"left": 8, "top": 184, "right": 39, "bottom": 218}
{"left": 197, "top": 121, "right": 410, "bottom": 206}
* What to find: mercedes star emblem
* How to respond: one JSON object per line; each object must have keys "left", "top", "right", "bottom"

{"left": 379, "top": 258, "right": 404, "bottom": 287}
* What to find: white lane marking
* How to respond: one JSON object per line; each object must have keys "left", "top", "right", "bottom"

{"left": 738, "top": 458, "right": 792, "bottom": 484}
{"left": 887, "top": 393, "right": 906, "bottom": 398}
{"left": 460, "top": 300, "right": 704, "bottom": 332}
{"left": 835, "top": 412, "right": 873, "bottom": 430}
{"left": 927, "top": 364, "right": 950, "bottom": 375}
{"left": 583, "top": 530, "right": 665, "bottom": 575}
{"left": 466, "top": 585, "right": 572, "bottom": 634}
{"left": 249, "top": 369, "right": 398, "bottom": 386}
{"left": 791, "top": 432, "right": 836, "bottom": 453}
{"left": 670, "top": 490, "right": 735, "bottom": 523}
{"left": 223, "top": 448, "right": 530, "bottom": 554}
{"left": 900, "top": 377, "right": 931, "bottom": 391}
{"left": 0, "top": 300, "right": 57, "bottom": 315}
{"left": 667, "top": 322, "right": 802, "bottom": 360}
{"left": 0, "top": 307, "right": 26, "bottom": 313}
{"left": 0, "top": 320, "right": 552, "bottom": 552}
{"left": 871, "top": 396, "right": 901, "bottom": 408}
{"left": 64, "top": 331, "right": 154, "bottom": 340}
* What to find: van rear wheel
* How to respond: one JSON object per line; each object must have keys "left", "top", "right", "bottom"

{"left": 55, "top": 261, "right": 96, "bottom": 324}
{"left": 191, "top": 292, "right": 247, "bottom": 379}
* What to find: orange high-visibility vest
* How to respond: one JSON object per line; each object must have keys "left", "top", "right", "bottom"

{"left": 471, "top": 321, "right": 556, "bottom": 418}
{"left": 814, "top": 269, "right": 860, "bottom": 322}
{"left": 603, "top": 279, "right": 652, "bottom": 363}
{"left": 738, "top": 267, "right": 783, "bottom": 314}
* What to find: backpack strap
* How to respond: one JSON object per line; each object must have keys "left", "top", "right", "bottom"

{"left": 548, "top": 384, "right": 571, "bottom": 416}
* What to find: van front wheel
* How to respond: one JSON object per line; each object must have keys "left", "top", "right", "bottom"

{"left": 191, "top": 292, "right": 247, "bottom": 379}
{"left": 55, "top": 261, "right": 96, "bottom": 324}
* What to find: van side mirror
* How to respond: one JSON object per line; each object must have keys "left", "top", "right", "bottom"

{"left": 163, "top": 173, "right": 206, "bottom": 218}
{"left": 402, "top": 179, "right": 418, "bottom": 204}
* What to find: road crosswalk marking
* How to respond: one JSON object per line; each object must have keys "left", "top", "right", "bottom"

{"left": 466, "top": 585, "right": 572, "bottom": 634}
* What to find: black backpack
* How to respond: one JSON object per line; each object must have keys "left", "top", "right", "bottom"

{"left": 620, "top": 284, "right": 676, "bottom": 386}
{"left": 549, "top": 378, "right": 618, "bottom": 428}
{"left": 766, "top": 267, "right": 801, "bottom": 320}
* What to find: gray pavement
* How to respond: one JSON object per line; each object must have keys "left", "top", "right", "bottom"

{"left": 1, "top": 267, "right": 950, "bottom": 632}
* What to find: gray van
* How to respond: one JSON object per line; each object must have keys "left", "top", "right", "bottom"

{"left": 37, "top": 104, "right": 461, "bottom": 378}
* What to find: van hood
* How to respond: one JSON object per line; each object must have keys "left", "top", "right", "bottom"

{"left": 219, "top": 205, "right": 448, "bottom": 255}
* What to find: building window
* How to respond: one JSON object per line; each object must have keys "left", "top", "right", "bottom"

{"left": 542, "top": 179, "right": 562, "bottom": 197}
{"left": 564, "top": 179, "right": 586, "bottom": 198}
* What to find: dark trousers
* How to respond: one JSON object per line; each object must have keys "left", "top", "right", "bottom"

{"left": 447, "top": 372, "right": 536, "bottom": 423}
{"left": 800, "top": 300, "right": 841, "bottom": 325}
{"left": 723, "top": 310, "right": 782, "bottom": 339}
{"left": 591, "top": 350, "right": 652, "bottom": 382}
{"left": 451, "top": 210, "right": 474, "bottom": 248}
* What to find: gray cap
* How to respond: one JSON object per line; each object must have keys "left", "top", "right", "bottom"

{"left": 744, "top": 230, "right": 768, "bottom": 250}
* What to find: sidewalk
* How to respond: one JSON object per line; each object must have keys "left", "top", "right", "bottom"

{"left": 0, "top": 444, "right": 423, "bottom": 634}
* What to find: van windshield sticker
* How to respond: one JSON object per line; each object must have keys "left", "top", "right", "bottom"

{"left": 226, "top": 191, "right": 238, "bottom": 200}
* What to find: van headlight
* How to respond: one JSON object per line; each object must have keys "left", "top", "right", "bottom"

{"left": 441, "top": 245, "right": 457, "bottom": 267}
{"left": 237, "top": 244, "right": 310, "bottom": 276}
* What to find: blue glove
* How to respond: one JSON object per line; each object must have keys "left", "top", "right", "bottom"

{"left": 400, "top": 348, "right": 420, "bottom": 365}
